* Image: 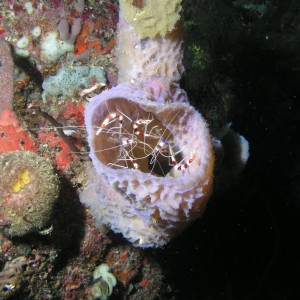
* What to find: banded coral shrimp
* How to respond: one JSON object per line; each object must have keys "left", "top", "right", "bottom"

{"left": 90, "top": 98, "right": 196, "bottom": 177}
{"left": 29, "top": 101, "right": 195, "bottom": 176}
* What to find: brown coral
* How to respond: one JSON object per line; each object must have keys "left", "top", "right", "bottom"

{"left": 0, "top": 151, "right": 60, "bottom": 236}
{"left": 0, "top": 256, "right": 27, "bottom": 298}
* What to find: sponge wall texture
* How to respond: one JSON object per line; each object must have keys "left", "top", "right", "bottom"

{"left": 80, "top": 82, "right": 214, "bottom": 247}
{"left": 117, "top": 12, "right": 184, "bottom": 83}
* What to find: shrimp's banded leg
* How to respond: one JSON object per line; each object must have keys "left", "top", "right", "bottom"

{"left": 133, "top": 119, "right": 153, "bottom": 137}
{"left": 173, "top": 151, "right": 195, "bottom": 171}
{"left": 119, "top": 137, "right": 139, "bottom": 169}
{"left": 96, "top": 112, "right": 123, "bottom": 135}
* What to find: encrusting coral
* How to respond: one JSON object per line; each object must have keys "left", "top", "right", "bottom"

{"left": 0, "top": 151, "right": 60, "bottom": 236}
{"left": 80, "top": 0, "right": 215, "bottom": 247}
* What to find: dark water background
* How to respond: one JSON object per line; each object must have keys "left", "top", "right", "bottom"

{"left": 153, "top": 1, "right": 300, "bottom": 299}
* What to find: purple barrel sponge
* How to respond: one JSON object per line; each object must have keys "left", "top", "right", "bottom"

{"left": 0, "top": 151, "right": 60, "bottom": 236}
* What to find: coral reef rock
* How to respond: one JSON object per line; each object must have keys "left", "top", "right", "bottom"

{"left": 0, "top": 151, "right": 60, "bottom": 236}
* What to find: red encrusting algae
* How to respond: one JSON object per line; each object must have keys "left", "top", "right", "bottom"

{"left": 63, "top": 101, "right": 85, "bottom": 126}
{"left": 74, "top": 21, "right": 116, "bottom": 56}
{"left": 0, "top": 109, "right": 38, "bottom": 154}
{"left": 38, "top": 131, "right": 77, "bottom": 170}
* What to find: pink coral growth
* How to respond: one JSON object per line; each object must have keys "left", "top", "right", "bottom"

{"left": 0, "top": 39, "right": 14, "bottom": 113}
{"left": 0, "top": 109, "right": 38, "bottom": 154}
{"left": 60, "top": 211, "right": 109, "bottom": 299}
{"left": 106, "top": 245, "right": 143, "bottom": 287}
{"left": 58, "top": 18, "right": 82, "bottom": 44}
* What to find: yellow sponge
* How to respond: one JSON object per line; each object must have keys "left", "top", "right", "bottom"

{"left": 119, "top": 0, "right": 182, "bottom": 38}
{"left": 11, "top": 169, "right": 30, "bottom": 193}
